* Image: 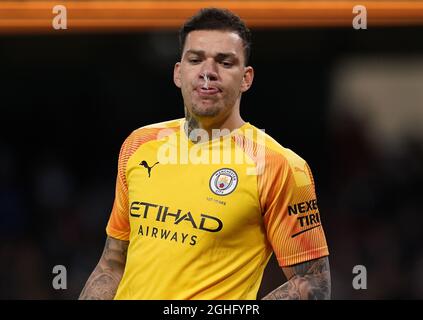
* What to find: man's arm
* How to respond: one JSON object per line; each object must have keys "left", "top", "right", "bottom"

{"left": 262, "top": 256, "right": 331, "bottom": 300}
{"left": 79, "top": 236, "right": 129, "bottom": 300}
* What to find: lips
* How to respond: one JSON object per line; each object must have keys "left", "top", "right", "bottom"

{"left": 195, "top": 85, "right": 221, "bottom": 96}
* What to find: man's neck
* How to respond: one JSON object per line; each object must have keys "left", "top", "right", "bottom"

{"left": 184, "top": 110, "right": 245, "bottom": 143}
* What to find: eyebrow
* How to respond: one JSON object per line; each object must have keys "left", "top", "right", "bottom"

{"left": 185, "top": 50, "right": 238, "bottom": 61}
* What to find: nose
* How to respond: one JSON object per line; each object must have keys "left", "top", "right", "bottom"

{"left": 198, "top": 59, "right": 218, "bottom": 82}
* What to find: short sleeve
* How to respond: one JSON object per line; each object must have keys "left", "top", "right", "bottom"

{"left": 260, "top": 149, "right": 329, "bottom": 267}
{"left": 105, "top": 135, "right": 132, "bottom": 241}
{"left": 105, "top": 125, "right": 179, "bottom": 241}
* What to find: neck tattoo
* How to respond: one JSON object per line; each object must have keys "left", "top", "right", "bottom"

{"left": 184, "top": 107, "right": 200, "bottom": 143}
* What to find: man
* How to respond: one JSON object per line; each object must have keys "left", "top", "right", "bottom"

{"left": 79, "top": 8, "right": 330, "bottom": 300}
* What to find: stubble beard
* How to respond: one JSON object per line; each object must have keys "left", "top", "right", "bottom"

{"left": 190, "top": 101, "right": 220, "bottom": 117}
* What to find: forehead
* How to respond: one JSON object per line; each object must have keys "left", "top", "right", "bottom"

{"left": 183, "top": 30, "right": 244, "bottom": 57}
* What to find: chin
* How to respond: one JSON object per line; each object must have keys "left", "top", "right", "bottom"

{"left": 191, "top": 102, "right": 220, "bottom": 117}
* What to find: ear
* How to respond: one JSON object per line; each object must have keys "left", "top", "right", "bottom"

{"left": 240, "top": 66, "right": 254, "bottom": 93}
{"left": 174, "top": 62, "right": 182, "bottom": 88}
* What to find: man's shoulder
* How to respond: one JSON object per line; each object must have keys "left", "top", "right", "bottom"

{"left": 126, "top": 118, "right": 182, "bottom": 139}
{"left": 241, "top": 123, "right": 308, "bottom": 169}
{"left": 138, "top": 118, "right": 184, "bottom": 130}
{"left": 120, "top": 118, "right": 182, "bottom": 152}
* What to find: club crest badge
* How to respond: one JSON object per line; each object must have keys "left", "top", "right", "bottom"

{"left": 209, "top": 168, "right": 238, "bottom": 196}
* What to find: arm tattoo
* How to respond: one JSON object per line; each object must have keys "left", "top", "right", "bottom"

{"left": 262, "top": 256, "right": 331, "bottom": 300}
{"left": 79, "top": 237, "right": 129, "bottom": 300}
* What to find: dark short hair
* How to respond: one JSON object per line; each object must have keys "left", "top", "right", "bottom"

{"left": 179, "top": 8, "right": 252, "bottom": 65}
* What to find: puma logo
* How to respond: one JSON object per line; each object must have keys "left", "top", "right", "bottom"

{"left": 139, "top": 160, "right": 159, "bottom": 178}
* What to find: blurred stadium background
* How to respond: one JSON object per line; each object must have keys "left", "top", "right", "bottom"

{"left": 1, "top": 0, "right": 423, "bottom": 299}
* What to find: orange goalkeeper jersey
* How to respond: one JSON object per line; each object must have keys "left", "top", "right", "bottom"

{"left": 106, "top": 118, "right": 329, "bottom": 299}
